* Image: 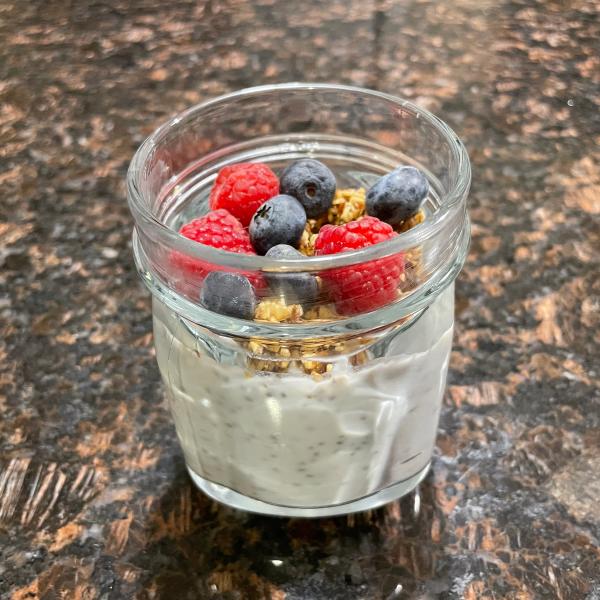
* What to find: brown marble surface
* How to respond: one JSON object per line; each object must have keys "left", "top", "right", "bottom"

{"left": 1, "top": 0, "right": 599, "bottom": 598}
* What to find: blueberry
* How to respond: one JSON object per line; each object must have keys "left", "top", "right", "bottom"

{"left": 249, "top": 194, "right": 307, "bottom": 255}
{"left": 200, "top": 272, "right": 256, "bottom": 319}
{"left": 366, "top": 166, "right": 429, "bottom": 225}
{"left": 265, "top": 245, "right": 320, "bottom": 306}
{"left": 280, "top": 159, "right": 336, "bottom": 218}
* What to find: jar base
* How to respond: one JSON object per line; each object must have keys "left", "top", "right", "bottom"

{"left": 186, "top": 463, "right": 431, "bottom": 518}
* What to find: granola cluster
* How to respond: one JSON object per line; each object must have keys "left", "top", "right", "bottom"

{"left": 254, "top": 298, "right": 303, "bottom": 323}
{"left": 249, "top": 300, "right": 331, "bottom": 376}
{"left": 396, "top": 210, "right": 425, "bottom": 233}
{"left": 328, "top": 187, "right": 367, "bottom": 226}
{"left": 247, "top": 336, "right": 368, "bottom": 378}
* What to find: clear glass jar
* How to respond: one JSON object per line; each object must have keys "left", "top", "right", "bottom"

{"left": 127, "top": 83, "right": 470, "bottom": 517}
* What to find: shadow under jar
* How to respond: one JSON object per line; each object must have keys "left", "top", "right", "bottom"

{"left": 127, "top": 83, "right": 470, "bottom": 517}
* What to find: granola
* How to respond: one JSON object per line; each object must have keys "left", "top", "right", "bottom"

{"left": 254, "top": 299, "right": 303, "bottom": 323}
{"left": 396, "top": 209, "right": 425, "bottom": 233}
{"left": 327, "top": 187, "right": 366, "bottom": 225}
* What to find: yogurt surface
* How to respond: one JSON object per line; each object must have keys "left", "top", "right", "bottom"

{"left": 153, "top": 285, "right": 454, "bottom": 507}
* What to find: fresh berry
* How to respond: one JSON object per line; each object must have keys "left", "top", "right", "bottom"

{"left": 173, "top": 209, "right": 256, "bottom": 283}
{"left": 209, "top": 163, "right": 279, "bottom": 227}
{"left": 314, "top": 216, "right": 403, "bottom": 315}
{"left": 249, "top": 194, "right": 307, "bottom": 255}
{"left": 265, "top": 244, "right": 320, "bottom": 306}
{"left": 200, "top": 272, "right": 257, "bottom": 319}
{"left": 366, "top": 166, "right": 429, "bottom": 225}
{"left": 179, "top": 209, "right": 255, "bottom": 257}
{"left": 280, "top": 159, "right": 336, "bottom": 218}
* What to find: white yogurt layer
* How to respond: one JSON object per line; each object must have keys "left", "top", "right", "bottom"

{"left": 153, "top": 285, "right": 454, "bottom": 508}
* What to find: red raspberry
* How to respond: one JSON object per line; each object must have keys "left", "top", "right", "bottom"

{"left": 209, "top": 163, "right": 279, "bottom": 227}
{"left": 172, "top": 209, "right": 260, "bottom": 288}
{"left": 315, "top": 216, "right": 403, "bottom": 315}
{"left": 179, "top": 209, "right": 254, "bottom": 254}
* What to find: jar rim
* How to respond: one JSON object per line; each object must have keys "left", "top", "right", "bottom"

{"left": 127, "top": 82, "right": 471, "bottom": 272}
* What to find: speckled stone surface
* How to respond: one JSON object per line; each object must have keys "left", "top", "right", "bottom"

{"left": 1, "top": 0, "right": 599, "bottom": 598}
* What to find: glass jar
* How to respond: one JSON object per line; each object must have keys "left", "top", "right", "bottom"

{"left": 127, "top": 83, "right": 470, "bottom": 517}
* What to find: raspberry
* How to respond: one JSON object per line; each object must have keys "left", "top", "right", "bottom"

{"left": 315, "top": 216, "right": 403, "bottom": 315}
{"left": 172, "top": 209, "right": 259, "bottom": 287}
{"left": 209, "top": 163, "right": 279, "bottom": 227}
{"left": 179, "top": 210, "right": 254, "bottom": 254}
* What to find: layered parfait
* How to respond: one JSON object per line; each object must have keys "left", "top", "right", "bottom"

{"left": 153, "top": 158, "right": 454, "bottom": 510}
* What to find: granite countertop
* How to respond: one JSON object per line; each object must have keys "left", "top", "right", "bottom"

{"left": 1, "top": 0, "right": 599, "bottom": 598}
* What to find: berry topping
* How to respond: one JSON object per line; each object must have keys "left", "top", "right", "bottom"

{"left": 173, "top": 209, "right": 256, "bottom": 282}
{"left": 315, "top": 216, "right": 403, "bottom": 315}
{"left": 179, "top": 209, "right": 254, "bottom": 254}
{"left": 265, "top": 244, "right": 320, "bottom": 306}
{"left": 200, "top": 272, "right": 257, "bottom": 320}
{"left": 366, "top": 166, "right": 429, "bottom": 225}
{"left": 280, "top": 159, "right": 336, "bottom": 218}
{"left": 209, "top": 162, "right": 279, "bottom": 227}
{"left": 249, "top": 194, "right": 307, "bottom": 255}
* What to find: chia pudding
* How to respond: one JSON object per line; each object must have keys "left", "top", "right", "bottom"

{"left": 153, "top": 284, "right": 454, "bottom": 507}
{"left": 127, "top": 84, "right": 470, "bottom": 516}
